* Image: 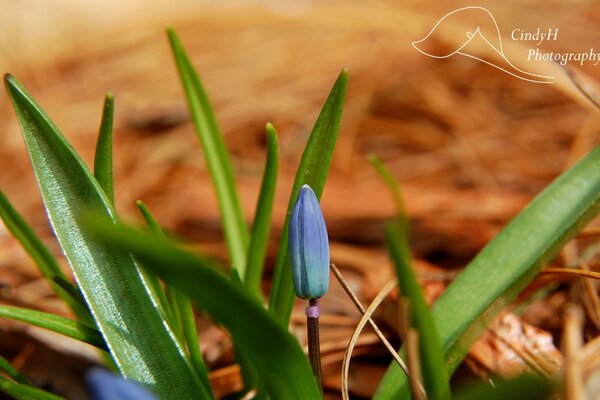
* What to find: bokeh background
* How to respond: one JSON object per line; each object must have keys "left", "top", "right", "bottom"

{"left": 1, "top": 1, "right": 600, "bottom": 398}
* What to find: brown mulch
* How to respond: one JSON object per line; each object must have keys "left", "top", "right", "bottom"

{"left": 1, "top": 2, "right": 600, "bottom": 398}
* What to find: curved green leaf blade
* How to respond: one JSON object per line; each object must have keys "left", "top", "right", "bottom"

{"left": 375, "top": 146, "right": 600, "bottom": 398}
{"left": 368, "top": 154, "right": 407, "bottom": 219}
{"left": 168, "top": 28, "right": 249, "bottom": 275}
{"left": 94, "top": 93, "right": 114, "bottom": 206}
{"left": 245, "top": 123, "right": 279, "bottom": 298}
{"left": 136, "top": 200, "right": 163, "bottom": 233}
{"left": 268, "top": 68, "right": 349, "bottom": 323}
{"left": 135, "top": 201, "right": 179, "bottom": 328}
{"left": 385, "top": 222, "right": 450, "bottom": 400}
{"left": 136, "top": 201, "right": 213, "bottom": 398}
{"left": 0, "top": 375, "right": 65, "bottom": 400}
{"left": 89, "top": 220, "right": 321, "bottom": 400}
{"left": 4, "top": 74, "right": 206, "bottom": 399}
{"left": 176, "top": 292, "right": 213, "bottom": 397}
{"left": 0, "top": 190, "right": 88, "bottom": 320}
{"left": 51, "top": 276, "right": 90, "bottom": 317}
{"left": 0, "top": 305, "right": 106, "bottom": 350}
{"left": 0, "top": 354, "right": 30, "bottom": 385}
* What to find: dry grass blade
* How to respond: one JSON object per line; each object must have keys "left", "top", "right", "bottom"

{"left": 542, "top": 267, "right": 600, "bottom": 281}
{"left": 564, "top": 303, "right": 584, "bottom": 400}
{"left": 406, "top": 328, "right": 425, "bottom": 400}
{"left": 581, "top": 334, "right": 600, "bottom": 372}
{"left": 579, "top": 261, "right": 600, "bottom": 331}
{"left": 330, "top": 264, "right": 410, "bottom": 375}
{"left": 340, "top": 280, "right": 425, "bottom": 400}
{"left": 578, "top": 227, "right": 600, "bottom": 238}
{"left": 561, "top": 65, "right": 600, "bottom": 111}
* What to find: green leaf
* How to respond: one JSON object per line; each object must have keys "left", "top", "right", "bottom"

{"left": 0, "top": 190, "right": 89, "bottom": 320}
{"left": 135, "top": 200, "right": 180, "bottom": 328}
{"left": 375, "top": 146, "right": 600, "bottom": 398}
{"left": 94, "top": 93, "right": 115, "bottom": 206}
{"left": 245, "top": 123, "right": 279, "bottom": 298}
{"left": 51, "top": 276, "right": 89, "bottom": 316}
{"left": 167, "top": 28, "right": 249, "bottom": 276}
{"left": 5, "top": 74, "right": 207, "bottom": 399}
{"left": 0, "top": 375, "right": 65, "bottom": 400}
{"left": 176, "top": 292, "right": 213, "bottom": 397}
{"left": 136, "top": 200, "right": 163, "bottom": 233}
{"left": 454, "top": 374, "right": 554, "bottom": 400}
{"left": 0, "top": 354, "right": 30, "bottom": 384}
{"left": 136, "top": 201, "right": 213, "bottom": 398}
{"left": 0, "top": 305, "right": 106, "bottom": 350}
{"left": 385, "top": 221, "right": 450, "bottom": 400}
{"left": 368, "top": 154, "right": 407, "bottom": 219}
{"left": 89, "top": 220, "right": 322, "bottom": 400}
{"left": 268, "top": 68, "right": 349, "bottom": 323}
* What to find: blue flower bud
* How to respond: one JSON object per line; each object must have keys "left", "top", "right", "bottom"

{"left": 86, "top": 368, "right": 157, "bottom": 400}
{"left": 289, "top": 184, "right": 330, "bottom": 299}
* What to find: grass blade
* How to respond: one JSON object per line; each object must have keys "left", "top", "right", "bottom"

{"left": 0, "top": 305, "right": 106, "bottom": 350}
{"left": 5, "top": 74, "right": 206, "bottom": 399}
{"left": 135, "top": 200, "right": 179, "bottom": 327}
{"left": 167, "top": 28, "right": 249, "bottom": 276}
{"left": 268, "top": 68, "right": 349, "bottom": 323}
{"left": 0, "top": 190, "right": 89, "bottom": 320}
{"left": 0, "top": 354, "right": 30, "bottom": 385}
{"left": 385, "top": 221, "right": 451, "bottom": 400}
{"left": 136, "top": 200, "right": 163, "bottom": 233}
{"left": 368, "top": 154, "right": 407, "bottom": 219}
{"left": 51, "top": 276, "right": 89, "bottom": 316}
{"left": 176, "top": 292, "right": 213, "bottom": 396}
{"left": 89, "top": 220, "right": 322, "bottom": 400}
{"left": 245, "top": 123, "right": 279, "bottom": 298}
{"left": 375, "top": 145, "right": 600, "bottom": 398}
{"left": 136, "top": 201, "right": 213, "bottom": 398}
{"left": 0, "top": 375, "right": 65, "bottom": 400}
{"left": 94, "top": 93, "right": 114, "bottom": 206}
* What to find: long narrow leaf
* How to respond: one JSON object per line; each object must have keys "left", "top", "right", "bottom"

{"left": 168, "top": 29, "right": 249, "bottom": 276}
{"left": 135, "top": 200, "right": 179, "bottom": 327}
{"left": 51, "top": 276, "right": 89, "bottom": 317}
{"left": 0, "top": 354, "right": 30, "bottom": 384}
{"left": 0, "top": 190, "right": 88, "bottom": 320}
{"left": 385, "top": 222, "right": 450, "bottom": 400}
{"left": 88, "top": 220, "right": 321, "bottom": 400}
{"left": 94, "top": 93, "right": 114, "bottom": 206}
{"left": 368, "top": 154, "right": 407, "bottom": 219}
{"left": 0, "top": 305, "right": 106, "bottom": 350}
{"left": 245, "top": 123, "right": 279, "bottom": 298}
{"left": 5, "top": 74, "right": 206, "bottom": 399}
{"left": 375, "top": 146, "right": 600, "bottom": 398}
{"left": 0, "top": 375, "right": 65, "bottom": 400}
{"left": 136, "top": 201, "right": 213, "bottom": 398}
{"left": 268, "top": 68, "right": 348, "bottom": 323}
{"left": 176, "top": 292, "right": 213, "bottom": 397}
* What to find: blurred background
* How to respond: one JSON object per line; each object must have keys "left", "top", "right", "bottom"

{"left": 1, "top": 1, "right": 599, "bottom": 398}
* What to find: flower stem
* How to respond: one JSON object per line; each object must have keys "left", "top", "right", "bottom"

{"left": 306, "top": 298, "right": 323, "bottom": 396}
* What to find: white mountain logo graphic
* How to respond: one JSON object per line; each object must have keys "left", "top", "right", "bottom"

{"left": 412, "top": 6, "right": 555, "bottom": 84}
